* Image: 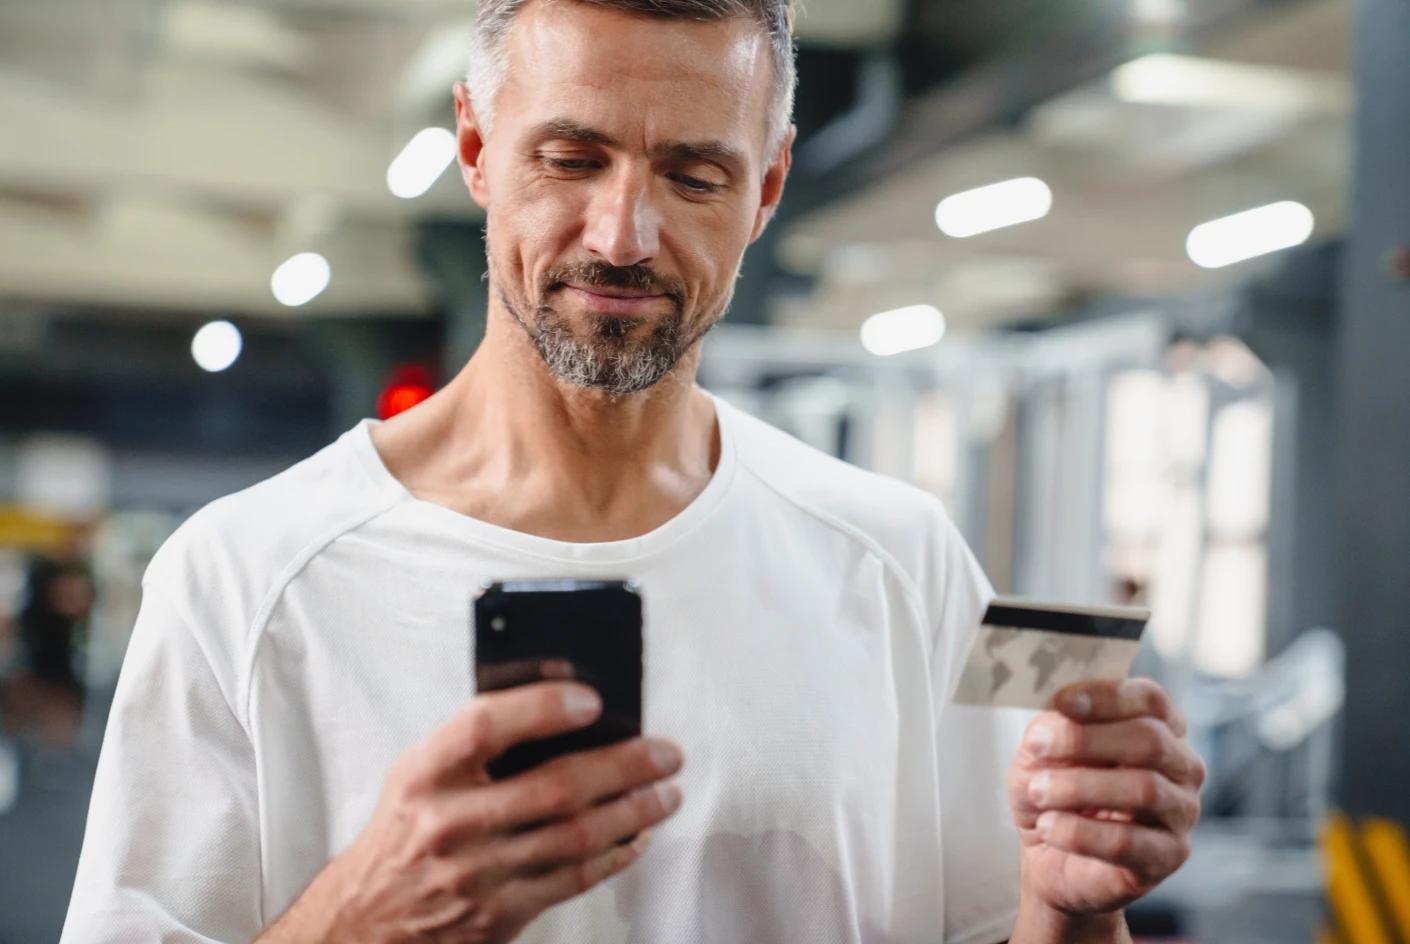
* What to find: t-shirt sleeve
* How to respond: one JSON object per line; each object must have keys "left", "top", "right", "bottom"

{"left": 60, "top": 579, "right": 263, "bottom": 943}
{"left": 929, "top": 509, "right": 1035, "bottom": 944}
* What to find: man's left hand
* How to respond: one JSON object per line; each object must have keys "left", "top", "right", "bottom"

{"left": 1008, "top": 678, "right": 1205, "bottom": 918}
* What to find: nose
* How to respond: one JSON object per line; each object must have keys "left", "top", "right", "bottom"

{"left": 582, "top": 165, "right": 660, "bottom": 268}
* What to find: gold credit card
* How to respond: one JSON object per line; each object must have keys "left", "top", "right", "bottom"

{"left": 952, "top": 598, "right": 1150, "bottom": 710}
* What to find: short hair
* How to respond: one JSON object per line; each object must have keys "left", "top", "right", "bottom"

{"left": 466, "top": 0, "right": 797, "bottom": 159}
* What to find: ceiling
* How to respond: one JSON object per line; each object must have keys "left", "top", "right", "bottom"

{"left": 0, "top": 0, "right": 1351, "bottom": 329}
{"left": 0, "top": 0, "right": 904, "bottom": 317}
{"left": 780, "top": 0, "right": 1351, "bottom": 333}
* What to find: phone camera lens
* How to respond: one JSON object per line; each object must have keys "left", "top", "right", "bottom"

{"left": 490, "top": 616, "right": 507, "bottom": 632}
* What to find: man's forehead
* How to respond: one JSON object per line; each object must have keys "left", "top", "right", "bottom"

{"left": 498, "top": 1, "right": 773, "bottom": 149}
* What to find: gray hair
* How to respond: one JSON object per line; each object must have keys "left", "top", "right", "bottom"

{"left": 466, "top": 0, "right": 797, "bottom": 159}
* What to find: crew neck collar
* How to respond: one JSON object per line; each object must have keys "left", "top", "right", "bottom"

{"left": 346, "top": 391, "right": 740, "bottom": 566}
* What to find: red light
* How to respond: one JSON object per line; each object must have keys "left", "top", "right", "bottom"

{"left": 377, "top": 364, "right": 436, "bottom": 419}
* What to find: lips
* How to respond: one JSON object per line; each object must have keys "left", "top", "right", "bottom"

{"left": 563, "top": 284, "right": 670, "bottom": 316}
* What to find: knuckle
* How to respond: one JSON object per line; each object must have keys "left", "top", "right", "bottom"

{"left": 1138, "top": 719, "right": 1169, "bottom": 764}
{"left": 1047, "top": 772, "right": 1075, "bottom": 807}
{"left": 537, "top": 770, "right": 583, "bottom": 817}
{"left": 1181, "top": 789, "right": 1203, "bottom": 829}
{"left": 1136, "top": 770, "right": 1163, "bottom": 809}
{"left": 412, "top": 807, "right": 453, "bottom": 855}
{"left": 1145, "top": 684, "right": 1175, "bottom": 721}
{"left": 1191, "top": 752, "right": 1209, "bottom": 789}
{"left": 1173, "top": 832, "right": 1193, "bottom": 866}
{"left": 1109, "top": 824, "right": 1135, "bottom": 860}
{"left": 572, "top": 857, "right": 598, "bottom": 894}
{"left": 463, "top": 896, "right": 507, "bottom": 939}
{"left": 561, "top": 815, "right": 597, "bottom": 858}
{"left": 464, "top": 706, "right": 494, "bottom": 759}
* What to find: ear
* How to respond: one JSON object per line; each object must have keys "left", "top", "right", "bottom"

{"left": 749, "top": 124, "right": 796, "bottom": 244}
{"left": 454, "top": 82, "right": 491, "bottom": 210}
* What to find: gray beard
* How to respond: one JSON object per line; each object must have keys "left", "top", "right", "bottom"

{"left": 527, "top": 303, "right": 693, "bottom": 396}
{"left": 496, "top": 283, "right": 720, "bottom": 398}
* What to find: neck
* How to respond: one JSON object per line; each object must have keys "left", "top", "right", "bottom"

{"left": 371, "top": 305, "right": 720, "bottom": 543}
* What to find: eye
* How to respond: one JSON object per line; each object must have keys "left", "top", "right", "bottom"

{"left": 543, "top": 157, "right": 600, "bottom": 173}
{"left": 669, "top": 172, "right": 724, "bottom": 195}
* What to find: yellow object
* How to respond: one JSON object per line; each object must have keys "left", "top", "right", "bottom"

{"left": 1323, "top": 813, "right": 1395, "bottom": 944}
{"left": 0, "top": 505, "right": 80, "bottom": 553}
{"left": 1361, "top": 819, "right": 1410, "bottom": 942}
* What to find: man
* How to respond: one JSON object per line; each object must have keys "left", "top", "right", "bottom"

{"left": 62, "top": 1, "right": 1204, "bottom": 941}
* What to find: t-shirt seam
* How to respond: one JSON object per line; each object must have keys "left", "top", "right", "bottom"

{"left": 136, "top": 577, "right": 251, "bottom": 742}
{"left": 237, "top": 492, "right": 405, "bottom": 725}
{"left": 731, "top": 451, "right": 935, "bottom": 657}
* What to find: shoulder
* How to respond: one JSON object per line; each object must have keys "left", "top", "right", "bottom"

{"left": 718, "top": 395, "right": 972, "bottom": 607}
{"left": 143, "top": 423, "right": 400, "bottom": 660}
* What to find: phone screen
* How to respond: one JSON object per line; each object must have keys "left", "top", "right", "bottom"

{"left": 473, "top": 580, "right": 643, "bottom": 780}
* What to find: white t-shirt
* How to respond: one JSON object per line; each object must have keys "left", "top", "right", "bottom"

{"left": 62, "top": 393, "right": 1030, "bottom": 944}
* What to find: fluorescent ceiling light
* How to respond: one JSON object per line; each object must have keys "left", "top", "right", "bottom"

{"left": 387, "top": 127, "right": 458, "bottom": 199}
{"left": 861, "top": 305, "right": 946, "bottom": 356}
{"left": 1111, "top": 54, "right": 1347, "bottom": 111}
{"left": 1186, "top": 201, "right": 1314, "bottom": 269}
{"left": 191, "top": 320, "right": 243, "bottom": 372}
{"left": 935, "top": 177, "right": 1053, "bottom": 238}
{"left": 271, "top": 252, "right": 331, "bottom": 307}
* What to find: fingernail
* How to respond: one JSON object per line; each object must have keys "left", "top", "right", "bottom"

{"left": 564, "top": 687, "right": 601, "bottom": 721}
{"left": 1028, "top": 771, "right": 1051, "bottom": 804}
{"left": 631, "top": 830, "right": 653, "bottom": 854}
{"left": 1036, "top": 811, "right": 1057, "bottom": 837}
{"left": 655, "top": 781, "right": 683, "bottom": 813}
{"left": 1063, "top": 692, "right": 1092, "bottom": 719}
{"left": 649, "top": 740, "right": 683, "bottom": 774}
{"left": 1026, "top": 724, "right": 1054, "bottom": 757}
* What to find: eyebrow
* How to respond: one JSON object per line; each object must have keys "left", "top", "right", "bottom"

{"left": 526, "top": 118, "right": 748, "bottom": 177}
{"left": 527, "top": 119, "right": 618, "bottom": 148}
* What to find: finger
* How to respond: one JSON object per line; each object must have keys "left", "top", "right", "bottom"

{"left": 420, "top": 682, "right": 603, "bottom": 779}
{"left": 474, "top": 736, "right": 684, "bottom": 833}
{"left": 1054, "top": 678, "right": 1186, "bottom": 737}
{"left": 1036, "top": 811, "right": 1190, "bottom": 882}
{"left": 1025, "top": 716, "right": 1202, "bottom": 786}
{"left": 476, "top": 659, "right": 576, "bottom": 690}
{"left": 504, "top": 829, "right": 652, "bottom": 918}
{"left": 493, "top": 780, "right": 682, "bottom": 875}
{"left": 1027, "top": 767, "right": 1200, "bottom": 832}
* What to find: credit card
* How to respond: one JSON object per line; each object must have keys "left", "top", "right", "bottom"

{"left": 952, "top": 598, "right": 1150, "bottom": 709}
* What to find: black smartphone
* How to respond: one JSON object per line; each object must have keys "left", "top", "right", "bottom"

{"left": 473, "top": 579, "right": 643, "bottom": 781}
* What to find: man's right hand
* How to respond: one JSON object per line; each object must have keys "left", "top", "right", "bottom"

{"left": 258, "top": 682, "right": 684, "bottom": 943}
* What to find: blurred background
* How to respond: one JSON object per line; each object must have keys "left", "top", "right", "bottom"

{"left": 2, "top": 0, "right": 1408, "bottom": 940}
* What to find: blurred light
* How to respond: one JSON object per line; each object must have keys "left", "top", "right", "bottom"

{"left": 15, "top": 435, "right": 113, "bottom": 518}
{"left": 271, "top": 252, "right": 331, "bottom": 307}
{"left": 378, "top": 364, "right": 436, "bottom": 419}
{"left": 387, "top": 127, "right": 457, "bottom": 199}
{"left": 191, "top": 319, "right": 243, "bottom": 372}
{"left": 860, "top": 305, "right": 946, "bottom": 356}
{"left": 1186, "top": 201, "right": 1314, "bottom": 269}
{"left": 1134, "top": 0, "right": 1183, "bottom": 25}
{"left": 1111, "top": 54, "right": 1343, "bottom": 111}
{"left": 935, "top": 177, "right": 1052, "bottom": 238}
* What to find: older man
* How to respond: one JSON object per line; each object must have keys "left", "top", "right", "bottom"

{"left": 62, "top": 1, "right": 1203, "bottom": 941}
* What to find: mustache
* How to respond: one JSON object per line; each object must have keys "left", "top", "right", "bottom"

{"left": 544, "top": 261, "right": 687, "bottom": 304}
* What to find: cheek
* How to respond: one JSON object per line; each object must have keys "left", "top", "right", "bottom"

{"left": 673, "top": 210, "right": 751, "bottom": 287}
{"left": 489, "top": 203, "right": 577, "bottom": 287}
